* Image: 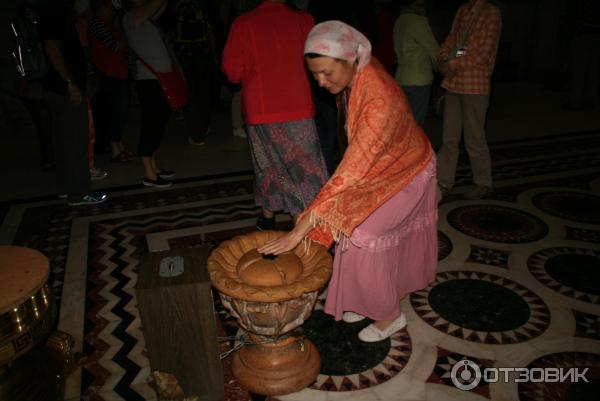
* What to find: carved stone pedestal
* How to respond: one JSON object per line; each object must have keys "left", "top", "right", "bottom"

{"left": 207, "top": 231, "right": 332, "bottom": 396}
{"left": 232, "top": 334, "right": 320, "bottom": 396}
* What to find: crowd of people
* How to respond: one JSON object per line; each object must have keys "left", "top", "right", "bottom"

{"left": 18, "top": 0, "right": 262, "bottom": 203}
{"left": 17, "top": 0, "right": 504, "bottom": 340}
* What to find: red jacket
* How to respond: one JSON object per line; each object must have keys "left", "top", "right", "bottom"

{"left": 221, "top": 1, "right": 315, "bottom": 125}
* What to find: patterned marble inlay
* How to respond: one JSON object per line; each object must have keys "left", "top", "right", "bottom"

{"left": 304, "top": 293, "right": 411, "bottom": 392}
{"left": 447, "top": 205, "right": 549, "bottom": 243}
{"left": 466, "top": 245, "right": 510, "bottom": 268}
{"left": 573, "top": 310, "right": 600, "bottom": 341}
{"left": 528, "top": 247, "right": 600, "bottom": 304}
{"left": 438, "top": 231, "right": 452, "bottom": 261}
{"left": 3, "top": 131, "right": 600, "bottom": 401}
{"left": 565, "top": 226, "right": 600, "bottom": 244}
{"left": 427, "top": 348, "right": 494, "bottom": 398}
{"left": 411, "top": 271, "right": 550, "bottom": 344}
{"left": 532, "top": 191, "right": 600, "bottom": 223}
{"left": 309, "top": 325, "right": 411, "bottom": 392}
{"left": 518, "top": 352, "right": 600, "bottom": 401}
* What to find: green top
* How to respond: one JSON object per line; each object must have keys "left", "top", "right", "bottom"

{"left": 393, "top": 12, "right": 439, "bottom": 85}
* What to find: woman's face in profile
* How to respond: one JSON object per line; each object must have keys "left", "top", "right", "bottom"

{"left": 306, "top": 56, "right": 357, "bottom": 95}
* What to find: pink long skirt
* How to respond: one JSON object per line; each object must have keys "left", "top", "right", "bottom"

{"left": 324, "top": 159, "right": 438, "bottom": 321}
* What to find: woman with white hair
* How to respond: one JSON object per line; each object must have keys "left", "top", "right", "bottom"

{"left": 259, "top": 20, "right": 438, "bottom": 342}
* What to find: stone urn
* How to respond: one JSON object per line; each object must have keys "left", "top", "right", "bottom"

{"left": 207, "top": 231, "right": 332, "bottom": 396}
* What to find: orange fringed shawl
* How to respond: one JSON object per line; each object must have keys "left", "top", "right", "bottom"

{"left": 300, "top": 59, "right": 433, "bottom": 247}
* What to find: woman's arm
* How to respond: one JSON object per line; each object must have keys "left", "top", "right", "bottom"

{"left": 89, "top": 18, "right": 118, "bottom": 51}
{"left": 44, "top": 40, "right": 82, "bottom": 105}
{"left": 221, "top": 18, "right": 246, "bottom": 83}
{"left": 257, "top": 215, "right": 314, "bottom": 255}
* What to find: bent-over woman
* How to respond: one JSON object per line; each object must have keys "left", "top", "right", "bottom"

{"left": 259, "top": 20, "right": 438, "bottom": 342}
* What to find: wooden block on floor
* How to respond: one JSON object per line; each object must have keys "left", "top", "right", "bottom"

{"left": 136, "top": 246, "right": 223, "bottom": 401}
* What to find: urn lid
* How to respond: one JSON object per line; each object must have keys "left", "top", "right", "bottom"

{"left": 237, "top": 249, "right": 303, "bottom": 286}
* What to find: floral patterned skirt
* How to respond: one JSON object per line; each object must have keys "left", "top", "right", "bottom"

{"left": 247, "top": 119, "right": 328, "bottom": 216}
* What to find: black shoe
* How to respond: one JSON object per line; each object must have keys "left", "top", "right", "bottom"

{"left": 143, "top": 176, "right": 173, "bottom": 188}
{"left": 256, "top": 216, "right": 276, "bottom": 231}
{"left": 157, "top": 170, "right": 175, "bottom": 179}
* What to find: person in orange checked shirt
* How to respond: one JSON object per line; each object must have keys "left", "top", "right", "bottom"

{"left": 436, "top": 0, "right": 502, "bottom": 200}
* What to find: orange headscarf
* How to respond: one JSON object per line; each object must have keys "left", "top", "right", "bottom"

{"left": 299, "top": 53, "right": 433, "bottom": 247}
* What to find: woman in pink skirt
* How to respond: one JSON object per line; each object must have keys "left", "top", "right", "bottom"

{"left": 259, "top": 20, "right": 438, "bottom": 342}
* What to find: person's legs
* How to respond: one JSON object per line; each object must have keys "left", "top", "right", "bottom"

{"left": 101, "top": 76, "right": 132, "bottom": 158}
{"left": 180, "top": 54, "right": 211, "bottom": 143}
{"left": 231, "top": 89, "right": 246, "bottom": 137}
{"left": 436, "top": 92, "right": 462, "bottom": 190}
{"left": 22, "top": 97, "right": 54, "bottom": 169}
{"left": 462, "top": 94, "right": 492, "bottom": 189}
{"left": 401, "top": 85, "right": 432, "bottom": 128}
{"left": 246, "top": 124, "right": 277, "bottom": 229}
{"left": 44, "top": 90, "right": 91, "bottom": 200}
{"left": 135, "top": 80, "right": 171, "bottom": 181}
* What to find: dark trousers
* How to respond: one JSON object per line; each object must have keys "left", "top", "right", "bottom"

{"left": 178, "top": 54, "right": 212, "bottom": 140}
{"left": 95, "top": 74, "right": 131, "bottom": 144}
{"left": 401, "top": 84, "right": 431, "bottom": 128}
{"left": 44, "top": 90, "right": 90, "bottom": 200}
{"left": 437, "top": 92, "right": 492, "bottom": 188}
{"left": 21, "top": 97, "right": 54, "bottom": 166}
{"left": 135, "top": 79, "right": 171, "bottom": 157}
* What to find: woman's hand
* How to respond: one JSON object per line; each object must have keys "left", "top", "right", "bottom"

{"left": 258, "top": 230, "right": 304, "bottom": 255}
{"left": 258, "top": 215, "right": 314, "bottom": 255}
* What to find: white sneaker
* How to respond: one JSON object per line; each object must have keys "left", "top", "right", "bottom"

{"left": 358, "top": 313, "right": 407, "bottom": 342}
{"left": 342, "top": 311, "right": 366, "bottom": 323}
{"left": 67, "top": 191, "right": 108, "bottom": 206}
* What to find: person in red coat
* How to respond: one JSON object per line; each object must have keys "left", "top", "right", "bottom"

{"left": 222, "top": 0, "right": 328, "bottom": 230}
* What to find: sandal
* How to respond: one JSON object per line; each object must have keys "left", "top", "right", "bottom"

{"left": 110, "top": 150, "right": 134, "bottom": 163}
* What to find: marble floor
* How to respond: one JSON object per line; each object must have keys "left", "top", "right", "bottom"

{"left": 1, "top": 83, "right": 600, "bottom": 401}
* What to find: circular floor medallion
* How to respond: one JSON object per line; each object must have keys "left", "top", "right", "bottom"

{"left": 305, "top": 294, "right": 411, "bottom": 391}
{"left": 532, "top": 191, "right": 600, "bottom": 223}
{"left": 518, "top": 352, "right": 600, "bottom": 401}
{"left": 411, "top": 271, "right": 550, "bottom": 344}
{"left": 447, "top": 205, "right": 549, "bottom": 243}
{"left": 429, "top": 279, "right": 530, "bottom": 332}
{"left": 528, "top": 247, "right": 600, "bottom": 304}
